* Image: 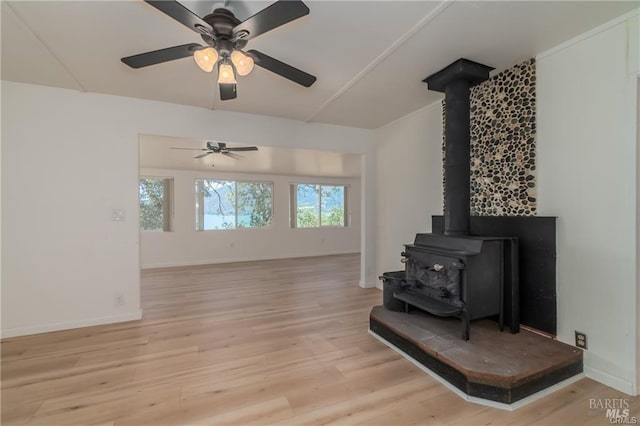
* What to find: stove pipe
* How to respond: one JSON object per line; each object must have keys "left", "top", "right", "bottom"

{"left": 423, "top": 59, "right": 494, "bottom": 236}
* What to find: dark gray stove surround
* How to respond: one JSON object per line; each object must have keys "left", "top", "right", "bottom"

{"left": 432, "top": 215, "right": 556, "bottom": 335}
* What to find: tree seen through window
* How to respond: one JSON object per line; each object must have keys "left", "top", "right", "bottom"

{"left": 294, "top": 184, "right": 347, "bottom": 228}
{"left": 196, "top": 179, "right": 272, "bottom": 230}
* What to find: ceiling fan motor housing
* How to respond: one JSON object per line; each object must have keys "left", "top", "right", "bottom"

{"left": 207, "top": 141, "right": 228, "bottom": 152}
{"left": 201, "top": 9, "right": 248, "bottom": 53}
{"left": 205, "top": 9, "right": 240, "bottom": 36}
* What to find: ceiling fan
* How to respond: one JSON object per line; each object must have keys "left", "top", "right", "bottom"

{"left": 121, "top": 0, "right": 317, "bottom": 100}
{"left": 171, "top": 141, "right": 258, "bottom": 165}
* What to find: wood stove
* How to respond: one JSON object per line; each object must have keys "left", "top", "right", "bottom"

{"left": 383, "top": 58, "right": 519, "bottom": 340}
{"left": 396, "top": 234, "right": 505, "bottom": 340}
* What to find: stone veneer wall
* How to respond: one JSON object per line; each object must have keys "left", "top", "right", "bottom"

{"left": 443, "top": 58, "right": 537, "bottom": 216}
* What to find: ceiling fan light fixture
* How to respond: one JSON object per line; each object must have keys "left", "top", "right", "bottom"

{"left": 193, "top": 47, "right": 218, "bottom": 72}
{"left": 230, "top": 50, "right": 255, "bottom": 76}
{"left": 218, "top": 61, "right": 237, "bottom": 84}
{"left": 121, "top": 0, "right": 318, "bottom": 98}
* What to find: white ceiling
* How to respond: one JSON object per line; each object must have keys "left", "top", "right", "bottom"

{"left": 139, "top": 134, "right": 362, "bottom": 177}
{"left": 2, "top": 1, "right": 638, "bottom": 129}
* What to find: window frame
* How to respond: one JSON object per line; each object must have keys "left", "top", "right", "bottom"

{"left": 289, "top": 183, "right": 349, "bottom": 229}
{"left": 195, "top": 178, "right": 274, "bottom": 231}
{"left": 139, "top": 176, "right": 174, "bottom": 232}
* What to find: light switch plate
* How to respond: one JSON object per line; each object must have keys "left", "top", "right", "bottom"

{"left": 111, "top": 209, "right": 126, "bottom": 221}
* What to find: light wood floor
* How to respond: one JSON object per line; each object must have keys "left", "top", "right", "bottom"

{"left": 1, "top": 254, "right": 638, "bottom": 425}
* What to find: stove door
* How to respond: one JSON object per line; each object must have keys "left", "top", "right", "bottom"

{"left": 405, "top": 248, "right": 464, "bottom": 306}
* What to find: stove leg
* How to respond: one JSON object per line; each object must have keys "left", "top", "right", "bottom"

{"left": 462, "top": 311, "right": 470, "bottom": 341}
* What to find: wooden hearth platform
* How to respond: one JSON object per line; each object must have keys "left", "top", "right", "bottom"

{"left": 369, "top": 306, "right": 583, "bottom": 405}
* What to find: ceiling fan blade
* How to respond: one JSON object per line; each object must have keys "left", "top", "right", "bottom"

{"left": 171, "top": 147, "right": 207, "bottom": 151}
{"left": 219, "top": 83, "right": 237, "bottom": 101}
{"left": 194, "top": 152, "right": 213, "bottom": 159}
{"left": 226, "top": 147, "right": 258, "bottom": 151}
{"left": 222, "top": 152, "right": 243, "bottom": 159}
{"left": 233, "top": 0, "right": 309, "bottom": 41}
{"left": 144, "top": 0, "right": 213, "bottom": 35}
{"left": 248, "top": 50, "right": 316, "bottom": 87}
{"left": 122, "top": 43, "right": 202, "bottom": 68}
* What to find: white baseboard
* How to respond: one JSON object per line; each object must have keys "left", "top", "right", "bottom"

{"left": 584, "top": 365, "right": 637, "bottom": 396}
{"left": 369, "top": 329, "right": 585, "bottom": 411}
{"left": 1, "top": 310, "right": 143, "bottom": 339}
{"left": 359, "top": 280, "right": 377, "bottom": 289}
{"left": 141, "top": 250, "right": 361, "bottom": 270}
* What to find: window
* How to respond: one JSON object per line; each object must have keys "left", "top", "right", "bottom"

{"left": 139, "top": 177, "right": 173, "bottom": 231}
{"left": 290, "top": 184, "right": 348, "bottom": 228}
{"left": 195, "top": 179, "right": 273, "bottom": 230}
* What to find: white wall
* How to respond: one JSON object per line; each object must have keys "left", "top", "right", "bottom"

{"left": 632, "top": 13, "right": 640, "bottom": 399}
{"left": 537, "top": 15, "right": 639, "bottom": 395}
{"left": 1, "top": 81, "right": 374, "bottom": 338}
{"left": 139, "top": 167, "right": 360, "bottom": 268}
{"left": 360, "top": 152, "right": 377, "bottom": 289}
{"left": 374, "top": 102, "right": 444, "bottom": 287}
{"left": 636, "top": 74, "right": 640, "bottom": 394}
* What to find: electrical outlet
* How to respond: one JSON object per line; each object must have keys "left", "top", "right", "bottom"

{"left": 575, "top": 331, "right": 587, "bottom": 349}
{"left": 114, "top": 292, "right": 125, "bottom": 307}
